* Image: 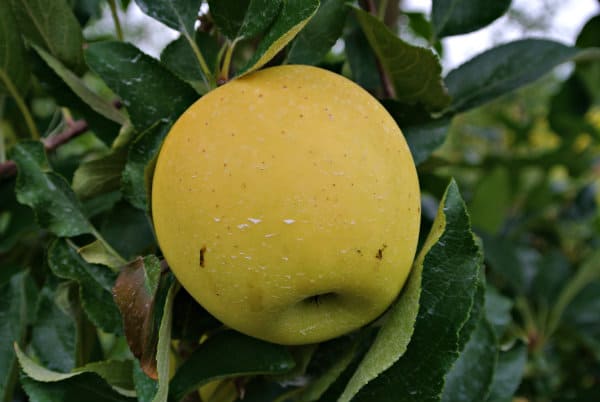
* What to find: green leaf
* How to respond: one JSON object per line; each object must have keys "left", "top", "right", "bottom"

{"left": 48, "top": 239, "right": 122, "bottom": 334}
{"left": 445, "top": 39, "right": 581, "bottom": 114}
{"left": 485, "top": 343, "right": 527, "bottom": 402}
{"left": 484, "top": 285, "right": 513, "bottom": 338}
{"left": 298, "top": 336, "right": 360, "bottom": 402}
{"left": 15, "top": 342, "right": 134, "bottom": 394}
{"left": 286, "top": 0, "right": 349, "bottom": 65}
{"left": 151, "top": 280, "right": 178, "bottom": 402}
{"left": 0, "top": 271, "right": 37, "bottom": 402}
{"left": 31, "top": 51, "right": 121, "bottom": 145}
{"left": 122, "top": 121, "right": 171, "bottom": 211}
{"left": 0, "top": 1, "right": 30, "bottom": 95}
{"left": 134, "top": 0, "right": 202, "bottom": 34}
{"left": 10, "top": 141, "right": 94, "bottom": 237}
{"left": 469, "top": 166, "right": 511, "bottom": 234}
{"left": 78, "top": 240, "right": 129, "bottom": 270}
{"left": 240, "top": 0, "right": 319, "bottom": 76}
{"left": 480, "top": 233, "right": 526, "bottom": 294}
{"left": 30, "top": 284, "right": 77, "bottom": 373}
{"left": 85, "top": 42, "right": 198, "bottom": 131}
{"left": 169, "top": 331, "right": 296, "bottom": 402}
{"left": 72, "top": 147, "right": 128, "bottom": 200}
{"left": 343, "top": 15, "right": 380, "bottom": 93}
{"left": 9, "top": 0, "right": 85, "bottom": 73}
{"left": 403, "top": 118, "right": 451, "bottom": 165}
{"left": 441, "top": 318, "right": 498, "bottom": 402}
{"left": 338, "top": 179, "right": 448, "bottom": 402}
{"left": 98, "top": 201, "right": 156, "bottom": 260}
{"left": 21, "top": 373, "right": 136, "bottom": 402}
{"left": 432, "top": 0, "right": 511, "bottom": 38}
{"left": 0, "top": 179, "right": 37, "bottom": 253}
{"left": 133, "top": 360, "right": 158, "bottom": 402}
{"left": 208, "top": 0, "right": 282, "bottom": 41}
{"left": 31, "top": 44, "right": 128, "bottom": 125}
{"left": 354, "top": 8, "right": 451, "bottom": 111}
{"left": 160, "top": 33, "right": 220, "bottom": 93}
{"left": 350, "top": 180, "right": 483, "bottom": 402}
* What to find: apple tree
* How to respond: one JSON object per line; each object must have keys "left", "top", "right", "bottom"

{"left": 1, "top": 1, "right": 599, "bottom": 401}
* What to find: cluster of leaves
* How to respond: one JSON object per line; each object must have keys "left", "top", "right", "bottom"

{"left": 0, "top": 0, "right": 598, "bottom": 401}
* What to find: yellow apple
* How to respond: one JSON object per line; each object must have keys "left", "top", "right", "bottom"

{"left": 152, "top": 65, "right": 420, "bottom": 345}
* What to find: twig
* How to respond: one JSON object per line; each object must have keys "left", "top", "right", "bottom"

{"left": 0, "top": 119, "right": 89, "bottom": 179}
{"left": 358, "top": 0, "right": 396, "bottom": 98}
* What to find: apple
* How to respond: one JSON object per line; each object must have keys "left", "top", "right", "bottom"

{"left": 151, "top": 65, "right": 420, "bottom": 345}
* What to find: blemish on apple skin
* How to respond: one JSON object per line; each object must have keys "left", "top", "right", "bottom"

{"left": 375, "top": 244, "right": 388, "bottom": 260}
{"left": 199, "top": 245, "right": 207, "bottom": 268}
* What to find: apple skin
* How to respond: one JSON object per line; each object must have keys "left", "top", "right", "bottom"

{"left": 152, "top": 65, "right": 420, "bottom": 345}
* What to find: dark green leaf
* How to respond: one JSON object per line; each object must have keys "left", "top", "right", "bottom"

{"left": 134, "top": 0, "right": 202, "bottom": 34}
{"left": 548, "top": 75, "right": 594, "bottom": 139}
{"left": 457, "top": 267, "right": 485, "bottom": 352}
{"left": 122, "top": 121, "right": 171, "bottom": 211}
{"left": 0, "top": 1, "right": 30, "bottom": 95}
{"left": 160, "top": 33, "right": 220, "bottom": 93}
{"left": 351, "top": 180, "right": 483, "bottom": 402}
{"left": 299, "top": 336, "right": 359, "bottom": 402}
{"left": 31, "top": 51, "right": 121, "bottom": 145}
{"left": 575, "top": 15, "right": 600, "bottom": 104}
{"left": 85, "top": 42, "right": 198, "bottom": 130}
{"left": 469, "top": 166, "right": 511, "bottom": 234}
{"left": 9, "top": 0, "right": 85, "bottom": 73}
{"left": 485, "top": 343, "right": 527, "bottom": 402}
{"left": 287, "top": 0, "right": 349, "bottom": 65}
{"left": 441, "top": 318, "right": 498, "bottom": 402}
{"left": 48, "top": 239, "right": 122, "bottom": 334}
{"left": 484, "top": 285, "right": 513, "bottom": 338}
{"left": 153, "top": 280, "right": 178, "bottom": 401}
{"left": 531, "top": 250, "right": 571, "bottom": 307}
{"left": 240, "top": 0, "right": 319, "bottom": 75}
{"left": 31, "top": 44, "right": 127, "bottom": 125}
{"left": 0, "top": 179, "right": 37, "bottom": 253}
{"left": 171, "top": 288, "right": 221, "bottom": 343}
{"left": 0, "top": 271, "right": 37, "bottom": 402}
{"left": 445, "top": 39, "right": 581, "bottom": 113}
{"left": 21, "top": 372, "right": 136, "bottom": 402}
{"left": 432, "top": 0, "right": 511, "bottom": 38}
{"left": 10, "top": 141, "right": 93, "bottom": 237}
{"left": 354, "top": 8, "right": 451, "bottom": 111}
{"left": 72, "top": 147, "right": 128, "bottom": 200}
{"left": 403, "top": 118, "right": 451, "bottom": 165}
{"left": 169, "top": 331, "right": 295, "bottom": 402}
{"left": 209, "top": 0, "right": 282, "bottom": 41}
{"left": 480, "top": 233, "right": 526, "bottom": 294}
{"left": 16, "top": 342, "right": 133, "bottom": 393}
{"left": 71, "top": 0, "right": 103, "bottom": 25}
{"left": 133, "top": 360, "right": 157, "bottom": 402}
{"left": 98, "top": 201, "right": 155, "bottom": 260}
{"left": 30, "top": 284, "right": 77, "bottom": 373}
{"left": 343, "top": 15, "right": 380, "bottom": 93}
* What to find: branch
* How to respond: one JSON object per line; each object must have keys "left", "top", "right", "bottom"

{"left": 359, "top": 0, "right": 396, "bottom": 98}
{"left": 0, "top": 119, "right": 89, "bottom": 180}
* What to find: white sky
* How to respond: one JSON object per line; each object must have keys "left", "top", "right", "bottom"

{"left": 87, "top": 0, "right": 599, "bottom": 71}
{"left": 403, "top": 0, "right": 599, "bottom": 70}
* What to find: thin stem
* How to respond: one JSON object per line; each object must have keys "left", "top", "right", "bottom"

{"left": 378, "top": 0, "right": 390, "bottom": 20}
{"left": 0, "top": 70, "right": 39, "bottom": 140}
{"left": 91, "top": 228, "right": 127, "bottom": 268}
{"left": 183, "top": 31, "right": 214, "bottom": 89}
{"left": 108, "top": 0, "right": 124, "bottom": 41}
{"left": 219, "top": 39, "right": 238, "bottom": 84}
